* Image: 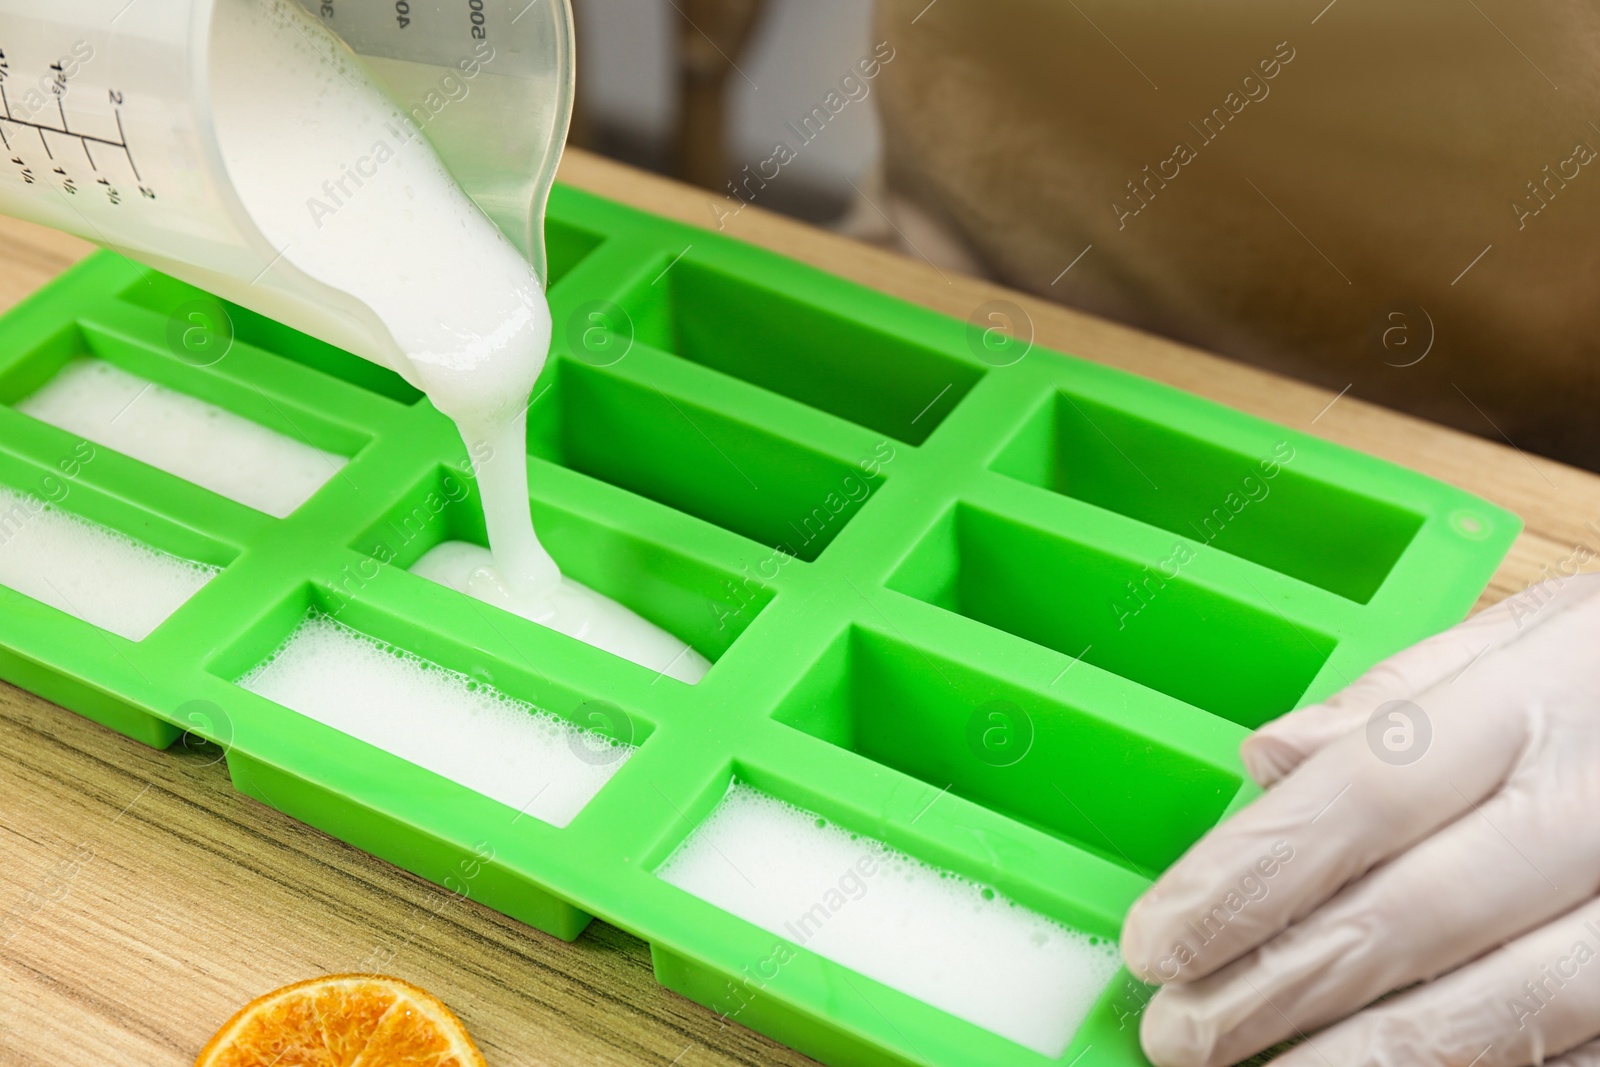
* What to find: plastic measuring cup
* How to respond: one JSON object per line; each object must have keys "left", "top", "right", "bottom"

{"left": 0, "top": 0, "right": 573, "bottom": 376}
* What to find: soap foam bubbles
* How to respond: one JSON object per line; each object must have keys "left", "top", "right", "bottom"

{"left": 0, "top": 486, "right": 218, "bottom": 641}
{"left": 659, "top": 782, "right": 1122, "bottom": 1057}
{"left": 239, "top": 612, "right": 634, "bottom": 827}
{"left": 18, "top": 359, "right": 345, "bottom": 518}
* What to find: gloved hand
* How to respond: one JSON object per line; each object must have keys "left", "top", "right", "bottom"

{"left": 1120, "top": 571, "right": 1600, "bottom": 1066}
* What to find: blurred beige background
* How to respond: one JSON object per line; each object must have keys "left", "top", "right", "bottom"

{"left": 570, "top": 1, "right": 1600, "bottom": 474}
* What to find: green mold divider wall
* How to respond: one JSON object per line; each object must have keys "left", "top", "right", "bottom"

{"left": 0, "top": 185, "right": 1518, "bottom": 1067}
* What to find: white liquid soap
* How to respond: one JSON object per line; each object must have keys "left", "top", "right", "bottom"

{"left": 659, "top": 783, "right": 1122, "bottom": 1058}
{"left": 240, "top": 612, "right": 632, "bottom": 827}
{"left": 210, "top": 0, "right": 705, "bottom": 676}
{"left": 18, "top": 358, "right": 345, "bottom": 519}
{"left": 0, "top": 486, "right": 219, "bottom": 641}
{"left": 411, "top": 541, "right": 710, "bottom": 683}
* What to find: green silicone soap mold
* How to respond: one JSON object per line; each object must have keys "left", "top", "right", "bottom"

{"left": 0, "top": 185, "right": 1519, "bottom": 1066}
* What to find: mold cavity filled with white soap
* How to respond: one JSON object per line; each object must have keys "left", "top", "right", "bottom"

{"left": 17, "top": 359, "right": 344, "bottom": 518}
{"left": 659, "top": 784, "right": 1122, "bottom": 1058}
{"left": 240, "top": 613, "right": 633, "bottom": 826}
{"left": 210, "top": 0, "right": 705, "bottom": 680}
{"left": 411, "top": 542, "right": 710, "bottom": 683}
{"left": 0, "top": 487, "right": 219, "bottom": 640}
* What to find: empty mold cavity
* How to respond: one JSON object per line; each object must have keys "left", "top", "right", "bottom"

{"left": 116, "top": 273, "right": 424, "bottom": 404}
{"left": 657, "top": 777, "right": 1121, "bottom": 1059}
{"left": 991, "top": 392, "right": 1424, "bottom": 603}
{"left": 774, "top": 627, "right": 1241, "bottom": 873}
{"left": 621, "top": 257, "right": 982, "bottom": 445}
{"left": 221, "top": 584, "right": 649, "bottom": 828}
{"left": 887, "top": 505, "right": 1336, "bottom": 728}
{"left": 352, "top": 465, "right": 774, "bottom": 666}
{"left": 0, "top": 468, "right": 233, "bottom": 641}
{"left": 14, "top": 356, "right": 353, "bottom": 518}
{"left": 544, "top": 216, "right": 605, "bottom": 287}
{"left": 528, "top": 358, "right": 883, "bottom": 561}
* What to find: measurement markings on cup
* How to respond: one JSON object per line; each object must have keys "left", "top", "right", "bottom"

{"left": 0, "top": 43, "right": 154, "bottom": 203}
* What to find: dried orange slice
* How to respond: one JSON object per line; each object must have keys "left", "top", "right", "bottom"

{"left": 195, "top": 974, "right": 487, "bottom": 1067}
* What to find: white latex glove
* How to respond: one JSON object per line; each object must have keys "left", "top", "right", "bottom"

{"left": 1120, "top": 572, "right": 1600, "bottom": 1066}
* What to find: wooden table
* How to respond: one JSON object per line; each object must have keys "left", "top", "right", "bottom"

{"left": 2, "top": 149, "right": 1597, "bottom": 1067}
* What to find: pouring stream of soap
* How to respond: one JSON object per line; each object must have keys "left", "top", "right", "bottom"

{"left": 211, "top": 0, "right": 708, "bottom": 683}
